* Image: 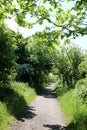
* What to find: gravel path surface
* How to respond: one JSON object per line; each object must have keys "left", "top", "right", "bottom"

{"left": 9, "top": 83, "right": 67, "bottom": 130}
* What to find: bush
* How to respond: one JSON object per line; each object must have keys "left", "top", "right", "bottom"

{"left": 54, "top": 79, "right": 68, "bottom": 97}
{"left": 75, "top": 78, "right": 87, "bottom": 104}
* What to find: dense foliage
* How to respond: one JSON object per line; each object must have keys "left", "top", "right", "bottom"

{"left": 75, "top": 78, "right": 87, "bottom": 104}
{"left": 54, "top": 45, "right": 83, "bottom": 88}
{"left": 1, "top": 0, "right": 87, "bottom": 37}
{"left": 0, "top": 23, "right": 16, "bottom": 89}
{"left": 55, "top": 46, "right": 87, "bottom": 130}
{"left": 0, "top": 0, "right": 87, "bottom": 90}
{"left": 14, "top": 31, "right": 56, "bottom": 90}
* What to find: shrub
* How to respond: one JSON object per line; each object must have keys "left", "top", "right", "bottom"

{"left": 54, "top": 79, "right": 68, "bottom": 97}
{"left": 75, "top": 78, "right": 87, "bottom": 104}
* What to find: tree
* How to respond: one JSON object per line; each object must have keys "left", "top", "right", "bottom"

{"left": 14, "top": 32, "right": 34, "bottom": 82}
{"left": 15, "top": 30, "right": 57, "bottom": 90}
{"left": 15, "top": 32, "right": 29, "bottom": 64}
{"left": 0, "top": 0, "right": 87, "bottom": 90}
{"left": 0, "top": 0, "right": 87, "bottom": 38}
{"left": 0, "top": 23, "right": 16, "bottom": 88}
{"left": 54, "top": 45, "right": 83, "bottom": 87}
{"left": 79, "top": 54, "right": 87, "bottom": 78}
{"left": 67, "top": 45, "right": 83, "bottom": 86}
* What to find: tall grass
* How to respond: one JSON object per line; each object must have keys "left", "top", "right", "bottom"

{"left": 55, "top": 84, "right": 87, "bottom": 130}
{"left": 11, "top": 81, "right": 36, "bottom": 105}
{"left": 0, "top": 102, "right": 12, "bottom": 130}
{"left": 0, "top": 81, "right": 36, "bottom": 130}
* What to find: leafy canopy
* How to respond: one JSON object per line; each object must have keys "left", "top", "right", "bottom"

{"left": 1, "top": 0, "right": 87, "bottom": 38}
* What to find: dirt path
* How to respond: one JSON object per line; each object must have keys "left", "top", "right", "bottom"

{"left": 9, "top": 83, "right": 67, "bottom": 130}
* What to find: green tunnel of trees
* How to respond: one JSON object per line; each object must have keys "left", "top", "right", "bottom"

{"left": 0, "top": 0, "right": 87, "bottom": 100}
{"left": 0, "top": 23, "right": 87, "bottom": 100}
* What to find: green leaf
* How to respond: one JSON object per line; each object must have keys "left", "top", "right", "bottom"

{"left": 64, "top": 39, "right": 70, "bottom": 45}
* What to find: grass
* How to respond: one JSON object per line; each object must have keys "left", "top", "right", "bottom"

{"left": 0, "top": 102, "right": 12, "bottom": 130}
{"left": 55, "top": 84, "right": 87, "bottom": 130}
{"left": 0, "top": 81, "right": 36, "bottom": 130}
{"left": 11, "top": 81, "right": 36, "bottom": 105}
{"left": 58, "top": 90, "right": 74, "bottom": 124}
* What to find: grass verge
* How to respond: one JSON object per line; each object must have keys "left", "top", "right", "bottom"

{"left": 0, "top": 81, "right": 36, "bottom": 130}
{"left": 55, "top": 84, "right": 87, "bottom": 130}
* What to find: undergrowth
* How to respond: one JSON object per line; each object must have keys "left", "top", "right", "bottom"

{"left": 0, "top": 81, "right": 36, "bottom": 130}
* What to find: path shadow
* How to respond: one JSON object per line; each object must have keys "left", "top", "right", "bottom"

{"left": 38, "top": 83, "right": 56, "bottom": 99}
{"left": 43, "top": 124, "right": 69, "bottom": 130}
{"left": 41, "top": 88, "right": 56, "bottom": 98}
{"left": 0, "top": 87, "right": 37, "bottom": 121}
{"left": 16, "top": 106, "right": 37, "bottom": 122}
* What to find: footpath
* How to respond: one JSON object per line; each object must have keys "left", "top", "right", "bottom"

{"left": 9, "top": 83, "right": 67, "bottom": 130}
